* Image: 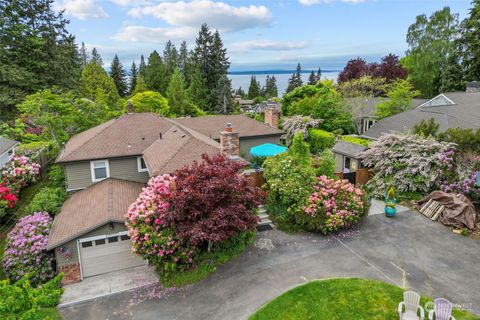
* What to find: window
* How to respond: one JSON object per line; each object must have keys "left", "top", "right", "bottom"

{"left": 81, "top": 241, "right": 93, "bottom": 248}
{"left": 120, "top": 234, "right": 130, "bottom": 241}
{"left": 137, "top": 157, "right": 148, "bottom": 172}
{"left": 108, "top": 236, "right": 118, "bottom": 243}
{"left": 344, "top": 157, "right": 351, "bottom": 173}
{"left": 95, "top": 239, "right": 106, "bottom": 246}
{"left": 90, "top": 160, "right": 110, "bottom": 182}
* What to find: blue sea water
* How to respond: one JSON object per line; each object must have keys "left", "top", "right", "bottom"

{"left": 228, "top": 70, "right": 340, "bottom": 97}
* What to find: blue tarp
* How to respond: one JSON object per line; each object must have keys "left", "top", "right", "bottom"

{"left": 250, "top": 143, "right": 287, "bottom": 157}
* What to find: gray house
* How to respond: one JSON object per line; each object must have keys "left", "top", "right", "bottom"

{"left": 0, "top": 137, "right": 19, "bottom": 168}
{"left": 48, "top": 111, "right": 283, "bottom": 284}
{"left": 332, "top": 140, "right": 367, "bottom": 173}
{"left": 362, "top": 89, "right": 480, "bottom": 140}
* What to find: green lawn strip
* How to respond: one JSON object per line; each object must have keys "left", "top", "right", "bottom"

{"left": 15, "top": 179, "right": 54, "bottom": 217}
{"left": 34, "top": 307, "right": 62, "bottom": 320}
{"left": 249, "top": 278, "right": 479, "bottom": 320}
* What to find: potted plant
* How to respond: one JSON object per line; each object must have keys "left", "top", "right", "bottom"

{"left": 384, "top": 187, "right": 397, "bottom": 217}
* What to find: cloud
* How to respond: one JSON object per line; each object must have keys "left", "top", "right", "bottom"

{"left": 299, "top": 0, "right": 366, "bottom": 6}
{"left": 109, "top": 0, "right": 148, "bottom": 7}
{"left": 112, "top": 26, "right": 195, "bottom": 43}
{"left": 230, "top": 40, "right": 308, "bottom": 53}
{"left": 56, "top": 0, "right": 108, "bottom": 19}
{"left": 127, "top": 0, "right": 272, "bottom": 32}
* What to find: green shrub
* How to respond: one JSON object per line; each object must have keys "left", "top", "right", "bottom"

{"left": 47, "top": 165, "right": 65, "bottom": 187}
{"left": 25, "top": 187, "right": 67, "bottom": 215}
{"left": 315, "top": 149, "right": 335, "bottom": 178}
{"left": 251, "top": 156, "right": 267, "bottom": 168}
{"left": 341, "top": 136, "right": 370, "bottom": 147}
{"left": 0, "top": 273, "right": 63, "bottom": 319}
{"left": 308, "top": 129, "right": 335, "bottom": 153}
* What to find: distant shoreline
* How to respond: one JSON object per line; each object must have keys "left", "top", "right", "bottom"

{"left": 228, "top": 69, "right": 340, "bottom": 75}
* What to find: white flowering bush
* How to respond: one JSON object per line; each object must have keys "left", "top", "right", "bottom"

{"left": 361, "top": 133, "right": 454, "bottom": 198}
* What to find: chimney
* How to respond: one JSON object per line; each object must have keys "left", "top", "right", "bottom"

{"left": 127, "top": 100, "right": 134, "bottom": 114}
{"left": 466, "top": 81, "right": 480, "bottom": 93}
{"left": 220, "top": 123, "right": 240, "bottom": 156}
{"left": 264, "top": 105, "right": 280, "bottom": 128}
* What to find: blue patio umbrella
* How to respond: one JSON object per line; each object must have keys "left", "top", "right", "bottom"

{"left": 250, "top": 143, "right": 287, "bottom": 157}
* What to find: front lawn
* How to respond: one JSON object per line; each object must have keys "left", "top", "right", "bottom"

{"left": 249, "top": 278, "right": 479, "bottom": 320}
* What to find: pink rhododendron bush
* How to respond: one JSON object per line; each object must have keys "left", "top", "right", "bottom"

{"left": 126, "top": 155, "right": 262, "bottom": 285}
{"left": 0, "top": 183, "right": 18, "bottom": 218}
{"left": 2, "top": 212, "right": 55, "bottom": 286}
{"left": 299, "top": 176, "right": 369, "bottom": 233}
{"left": 2, "top": 155, "right": 41, "bottom": 194}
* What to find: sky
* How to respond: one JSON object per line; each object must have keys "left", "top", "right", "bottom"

{"left": 55, "top": 0, "right": 472, "bottom": 71}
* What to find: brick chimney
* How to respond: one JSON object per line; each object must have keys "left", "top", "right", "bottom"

{"left": 264, "top": 106, "right": 280, "bottom": 128}
{"left": 220, "top": 123, "right": 240, "bottom": 156}
{"left": 127, "top": 100, "right": 134, "bottom": 114}
{"left": 466, "top": 81, "right": 480, "bottom": 93}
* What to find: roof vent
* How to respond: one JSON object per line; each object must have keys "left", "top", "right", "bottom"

{"left": 173, "top": 129, "right": 177, "bottom": 133}
{"left": 181, "top": 134, "right": 186, "bottom": 138}
{"left": 159, "top": 132, "right": 162, "bottom": 140}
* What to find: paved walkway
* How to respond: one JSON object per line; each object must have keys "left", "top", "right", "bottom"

{"left": 59, "top": 211, "right": 480, "bottom": 319}
{"left": 368, "top": 199, "right": 410, "bottom": 216}
{"left": 59, "top": 265, "right": 158, "bottom": 307}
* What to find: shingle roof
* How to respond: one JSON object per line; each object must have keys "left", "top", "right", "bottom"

{"left": 347, "top": 97, "right": 427, "bottom": 118}
{"left": 47, "top": 178, "right": 144, "bottom": 249}
{"left": 362, "top": 92, "right": 480, "bottom": 139}
{"left": 56, "top": 113, "right": 174, "bottom": 163}
{"left": 143, "top": 124, "right": 220, "bottom": 176}
{"left": 173, "top": 115, "right": 283, "bottom": 140}
{"left": 0, "top": 137, "right": 19, "bottom": 155}
{"left": 332, "top": 140, "right": 367, "bottom": 158}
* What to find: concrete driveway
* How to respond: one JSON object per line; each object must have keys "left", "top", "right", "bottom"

{"left": 59, "top": 210, "right": 480, "bottom": 319}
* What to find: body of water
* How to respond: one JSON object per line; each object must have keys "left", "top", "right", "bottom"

{"left": 228, "top": 70, "right": 339, "bottom": 97}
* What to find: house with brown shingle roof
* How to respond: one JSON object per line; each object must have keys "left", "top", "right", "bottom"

{"left": 48, "top": 109, "right": 283, "bottom": 284}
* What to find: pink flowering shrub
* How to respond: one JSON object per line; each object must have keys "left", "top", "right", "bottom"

{"left": 0, "top": 184, "right": 18, "bottom": 218}
{"left": 299, "top": 176, "right": 368, "bottom": 233}
{"left": 2, "top": 212, "right": 55, "bottom": 286}
{"left": 126, "top": 175, "right": 195, "bottom": 273}
{"left": 2, "top": 155, "right": 41, "bottom": 194}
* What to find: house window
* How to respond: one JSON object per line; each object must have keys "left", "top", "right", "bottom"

{"left": 95, "top": 239, "right": 106, "bottom": 246}
{"left": 108, "top": 236, "right": 118, "bottom": 243}
{"left": 344, "top": 157, "right": 351, "bottom": 173}
{"left": 137, "top": 157, "right": 148, "bottom": 172}
{"left": 81, "top": 241, "right": 92, "bottom": 248}
{"left": 90, "top": 160, "right": 110, "bottom": 182}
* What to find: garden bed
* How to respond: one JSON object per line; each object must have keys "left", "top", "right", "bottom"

{"left": 249, "top": 278, "right": 479, "bottom": 320}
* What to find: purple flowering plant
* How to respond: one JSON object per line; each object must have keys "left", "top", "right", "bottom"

{"left": 2, "top": 212, "right": 55, "bottom": 286}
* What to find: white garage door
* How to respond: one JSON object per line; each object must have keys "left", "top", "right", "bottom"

{"left": 79, "top": 232, "right": 146, "bottom": 278}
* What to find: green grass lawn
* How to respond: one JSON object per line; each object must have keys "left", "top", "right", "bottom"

{"left": 34, "top": 307, "right": 62, "bottom": 320}
{"left": 249, "top": 278, "right": 480, "bottom": 320}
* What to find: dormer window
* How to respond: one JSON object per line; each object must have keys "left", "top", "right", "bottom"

{"left": 90, "top": 160, "right": 110, "bottom": 182}
{"left": 137, "top": 157, "right": 148, "bottom": 172}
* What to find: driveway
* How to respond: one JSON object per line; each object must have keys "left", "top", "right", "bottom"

{"left": 59, "top": 210, "right": 480, "bottom": 319}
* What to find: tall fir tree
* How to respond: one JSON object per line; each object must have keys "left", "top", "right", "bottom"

{"left": 192, "top": 23, "right": 213, "bottom": 79}
{"left": 167, "top": 68, "right": 196, "bottom": 116}
{"left": 209, "top": 31, "right": 230, "bottom": 91}
{"left": 178, "top": 41, "right": 193, "bottom": 84}
{"left": 91, "top": 48, "right": 103, "bottom": 65}
{"left": 139, "top": 54, "right": 146, "bottom": 78}
{"left": 163, "top": 40, "right": 179, "bottom": 86}
{"left": 286, "top": 63, "right": 303, "bottom": 93}
{"left": 317, "top": 67, "right": 322, "bottom": 81}
{"left": 79, "top": 42, "right": 89, "bottom": 69}
{"left": 188, "top": 65, "right": 209, "bottom": 112}
{"left": 145, "top": 50, "right": 167, "bottom": 94}
{"left": 308, "top": 70, "right": 317, "bottom": 85}
{"left": 264, "top": 75, "right": 278, "bottom": 98}
{"left": 439, "top": 51, "right": 465, "bottom": 92}
{"left": 248, "top": 75, "right": 261, "bottom": 99}
{"left": 460, "top": 0, "right": 480, "bottom": 82}
{"left": 81, "top": 61, "right": 119, "bottom": 105}
{"left": 0, "top": 0, "right": 80, "bottom": 119}
{"left": 110, "top": 55, "right": 128, "bottom": 97}
{"left": 129, "top": 62, "right": 138, "bottom": 96}
{"left": 212, "top": 74, "right": 234, "bottom": 114}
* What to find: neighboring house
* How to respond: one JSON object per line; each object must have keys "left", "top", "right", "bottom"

{"left": 348, "top": 97, "right": 426, "bottom": 135}
{"left": 362, "top": 86, "right": 480, "bottom": 140}
{"left": 48, "top": 109, "right": 283, "bottom": 284}
{"left": 0, "top": 137, "right": 19, "bottom": 168}
{"left": 332, "top": 140, "right": 367, "bottom": 173}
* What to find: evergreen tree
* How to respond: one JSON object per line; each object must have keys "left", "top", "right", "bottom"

{"left": 460, "top": 0, "right": 480, "bottom": 82}
{"left": 79, "top": 42, "right": 89, "bottom": 69}
{"left": 80, "top": 61, "right": 119, "bottom": 105}
{"left": 317, "top": 67, "right": 322, "bottom": 81}
{"left": 163, "top": 40, "right": 179, "bottom": 86}
{"left": 248, "top": 76, "right": 261, "bottom": 99}
{"left": 129, "top": 62, "right": 138, "bottom": 96}
{"left": 178, "top": 41, "right": 193, "bottom": 84}
{"left": 167, "top": 68, "right": 196, "bottom": 116}
{"left": 91, "top": 48, "right": 103, "bottom": 65}
{"left": 308, "top": 70, "right": 317, "bottom": 85}
{"left": 212, "top": 74, "right": 234, "bottom": 114}
{"left": 144, "top": 50, "right": 167, "bottom": 94}
{"left": 286, "top": 63, "right": 303, "bottom": 93}
{"left": 264, "top": 75, "right": 278, "bottom": 98}
{"left": 110, "top": 55, "right": 128, "bottom": 97}
{"left": 235, "top": 87, "right": 245, "bottom": 97}
{"left": 210, "top": 31, "right": 230, "bottom": 91}
{"left": 131, "top": 75, "right": 148, "bottom": 96}
{"left": 0, "top": 0, "right": 80, "bottom": 119}
{"left": 192, "top": 23, "right": 213, "bottom": 79}
{"left": 439, "top": 52, "right": 465, "bottom": 92}
{"left": 139, "top": 54, "right": 146, "bottom": 78}
{"left": 188, "top": 65, "right": 209, "bottom": 112}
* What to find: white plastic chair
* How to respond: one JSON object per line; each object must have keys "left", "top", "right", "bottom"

{"left": 398, "top": 291, "right": 425, "bottom": 320}
{"left": 428, "top": 298, "right": 456, "bottom": 320}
